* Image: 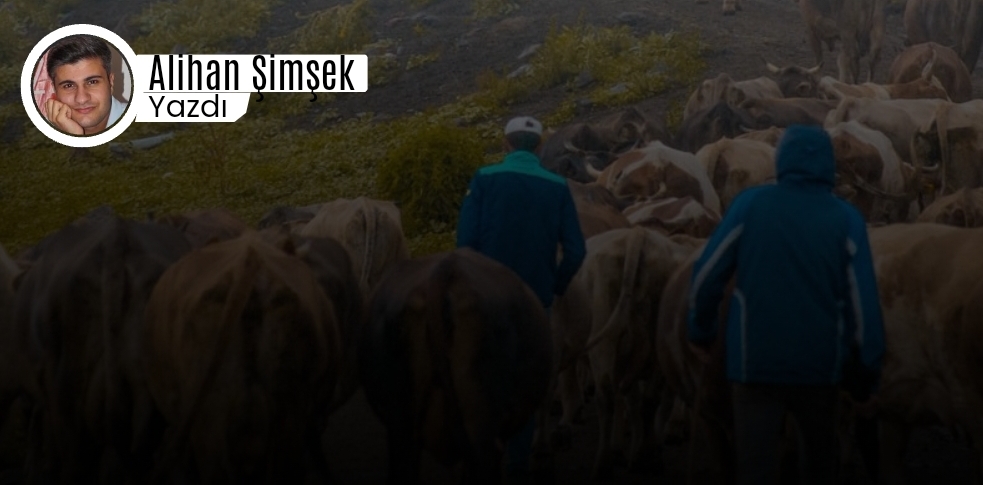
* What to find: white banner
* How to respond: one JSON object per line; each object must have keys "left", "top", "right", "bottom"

{"left": 134, "top": 92, "right": 251, "bottom": 122}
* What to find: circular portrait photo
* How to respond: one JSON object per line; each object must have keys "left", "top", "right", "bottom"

{"left": 22, "top": 25, "right": 139, "bottom": 147}
{"left": 33, "top": 34, "right": 131, "bottom": 136}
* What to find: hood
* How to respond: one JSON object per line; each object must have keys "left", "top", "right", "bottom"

{"left": 775, "top": 124, "right": 835, "bottom": 190}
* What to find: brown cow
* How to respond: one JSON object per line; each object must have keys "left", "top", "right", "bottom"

{"left": 675, "top": 101, "right": 756, "bottom": 153}
{"left": 736, "top": 126, "right": 786, "bottom": 146}
{"left": 655, "top": 245, "right": 734, "bottom": 484}
{"left": 798, "top": 0, "right": 888, "bottom": 82}
{"left": 910, "top": 99, "right": 983, "bottom": 196}
{"left": 695, "top": 137, "right": 776, "bottom": 212}
{"left": 590, "top": 141, "right": 722, "bottom": 215}
{"left": 359, "top": 248, "right": 552, "bottom": 484}
{"left": 144, "top": 231, "right": 341, "bottom": 484}
{"left": 824, "top": 97, "right": 949, "bottom": 165}
{"left": 868, "top": 224, "right": 983, "bottom": 484}
{"left": 156, "top": 207, "right": 251, "bottom": 248}
{"left": 889, "top": 42, "right": 973, "bottom": 103}
{"left": 738, "top": 97, "right": 839, "bottom": 129}
{"left": 904, "top": 0, "right": 983, "bottom": 72}
{"left": 579, "top": 227, "right": 693, "bottom": 478}
{"left": 765, "top": 62, "right": 822, "bottom": 98}
{"left": 256, "top": 203, "right": 324, "bottom": 231}
{"left": 567, "top": 181, "right": 631, "bottom": 238}
{"left": 828, "top": 120, "right": 921, "bottom": 223}
{"left": 259, "top": 226, "right": 363, "bottom": 412}
{"left": 300, "top": 197, "right": 410, "bottom": 294}
{"left": 624, "top": 197, "right": 721, "bottom": 238}
{"left": 541, "top": 107, "right": 667, "bottom": 183}
{"left": 916, "top": 187, "right": 983, "bottom": 226}
{"left": 10, "top": 210, "right": 191, "bottom": 484}
{"left": 683, "top": 73, "right": 783, "bottom": 120}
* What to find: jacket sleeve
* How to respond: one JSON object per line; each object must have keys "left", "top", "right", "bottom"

{"left": 456, "top": 174, "right": 482, "bottom": 250}
{"left": 687, "top": 193, "right": 750, "bottom": 345}
{"left": 553, "top": 186, "right": 586, "bottom": 296}
{"left": 843, "top": 211, "right": 885, "bottom": 394}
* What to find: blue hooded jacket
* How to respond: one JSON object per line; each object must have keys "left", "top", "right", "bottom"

{"left": 456, "top": 150, "right": 586, "bottom": 308}
{"left": 687, "top": 125, "right": 885, "bottom": 389}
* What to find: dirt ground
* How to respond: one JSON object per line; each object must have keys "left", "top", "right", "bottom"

{"left": 7, "top": 0, "right": 982, "bottom": 483}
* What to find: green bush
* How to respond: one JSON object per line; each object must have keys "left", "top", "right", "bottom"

{"left": 376, "top": 123, "right": 485, "bottom": 236}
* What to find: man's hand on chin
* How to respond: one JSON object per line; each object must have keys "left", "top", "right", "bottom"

{"left": 44, "top": 98, "right": 84, "bottom": 135}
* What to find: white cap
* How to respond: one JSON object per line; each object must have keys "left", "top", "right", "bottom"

{"left": 504, "top": 116, "right": 543, "bottom": 137}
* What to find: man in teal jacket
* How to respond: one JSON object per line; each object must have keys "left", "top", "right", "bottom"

{"left": 457, "top": 115, "right": 586, "bottom": 477}
{"left": 688, "top": 124, "right": 885, "bottom": 485}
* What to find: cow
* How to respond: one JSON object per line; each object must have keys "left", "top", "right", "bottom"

{"left": 591, "top": 141, "right": 722, "bottom": 215}
{"left": 675, "top": 101, "right": 755, "bottom": 153}
{"left": 300, "top": 197, "right": 410, "bottom": 294}
{"left": 765, "top": 62, "right": 822, "bottom": 98}
{"left": 624, "top": 197, "right": 721, "bottom": 238}
{"left": 824, "top": 97, "right": 949, "bottom": 165}
{"left": 827, "top": 120, "right": 921, "bottom": 223}
{"left": 9, "top": 210, "right": 191, "bottom": 484}
{"left": 695, "top": 137, "right": 776, "bottom": 211}
{"left": 143, "top": 231, "right": 341, "bottom": 484}
{"left": 576, "top": 227, "right": 693, "bottom": 478}
{"left": 738, "top": 97, "right": 839, "bottom": 129}
{"left": 910, "top": 99, "right": 983, "bottom": 196}
{"left": 256, "top": 203, "right": 324, "bottom": 231}
{"left": 817, "top": 71, "right": 950, "bottom": 101}
{"left": 683, "top": 73, "right": 783, "bottom": 120}
{"left": 867, "top": 224, "right": 983, "bottom": 485}
{"left": 654, "top": 245, "right": 735, "bottom": 484}
{"left": 358, "top": 248, "right": 553, "bottom": 485}
{"left": 540, "top": 107, "right": 667, "bottom": 183}
{"left": 916, "top": 187, "right": 983, "bottom": 226}
{"left": 258, "top": 226, "right": 364, "bottom": 412}
{"left": 889, "top": 42, "right": 973, "bottom": 103}
{"left": 904, "top": 0, "right": 983, "bottom": 72}
{"left": 736, "top": 126, "right": 785, "bottom": 146}
{"left": 567, "top": 181, "right": 632, "bottom": 238}
{"left": 797, "top": 0, "right": 888, "bottom": 83}
{"left": 156, "top": 207, "right": 251, "bottom": 248}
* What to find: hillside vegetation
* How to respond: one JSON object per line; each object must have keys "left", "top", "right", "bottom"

{"left": 0, "top": 0, "right": 706, "bottom": 255}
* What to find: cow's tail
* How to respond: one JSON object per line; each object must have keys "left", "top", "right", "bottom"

{"left": 583, "top": 227, "right": 647, "bottom": 353}
{"left": 421, "top": 253, "right": 470, "bottom": 447}
{"left": 148, "top": 244, "right": 262, "bottom": 485}
{"left": 935, "top": 101, "right": 952, "bottom": 195}
{"left": 101, "top": 216, "right": 128, "bottom": 449}
{"left": 359, "top": 200, "right": 377, "bottom": 291}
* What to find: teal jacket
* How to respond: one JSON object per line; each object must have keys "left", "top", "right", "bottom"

{"left": 456, "top": 150, "right": 586, "bottom": 308}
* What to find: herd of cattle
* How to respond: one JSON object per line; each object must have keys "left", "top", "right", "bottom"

{"left": 5, "top": 3, "right": 983, "bottom": 483}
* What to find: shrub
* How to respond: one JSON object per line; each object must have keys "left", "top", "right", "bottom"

{"left": 376, "top": 123, "right": 485, "bottom": 236}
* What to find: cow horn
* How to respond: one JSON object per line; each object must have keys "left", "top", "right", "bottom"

{"left": 921, "top": 49, "right": 938, "bottom": 81}
{"left": 653, "top": 182, "right": 669, "bottom": 199}
{"left": 920, "top": 163, "right": 941, "bottom": 173}
{"left": 586, "top": 164, "right": 604, "bottom": 180}
{"left": 563, "top": 140, "right": 584, "bottom": 153}
{"left": 806, "top": 62, "right": 823, "bottom": 74}
{"left": 766, "top": 61, "right": 781, "bottom": 74}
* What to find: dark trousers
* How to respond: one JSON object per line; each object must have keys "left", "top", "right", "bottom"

{"left": 731, "top": 382, "right": 840, "bottom": 485}
{"left": 506, "top": 307, "right": 550, "bottom": 475}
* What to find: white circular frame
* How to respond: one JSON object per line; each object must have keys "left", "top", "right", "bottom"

{"left": 21, "top": 24, "right": 140, "bottom": 147}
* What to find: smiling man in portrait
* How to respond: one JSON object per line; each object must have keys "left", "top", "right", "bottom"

{"left": 42, "top": 34, "right": 128, "bottom": 136}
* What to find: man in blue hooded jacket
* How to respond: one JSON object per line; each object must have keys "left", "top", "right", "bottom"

{"left": 457, "top": 115, "right": 586, "bottom": 478}
{"left": 687, "top": 124, "right": 885, "bottom": 485}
